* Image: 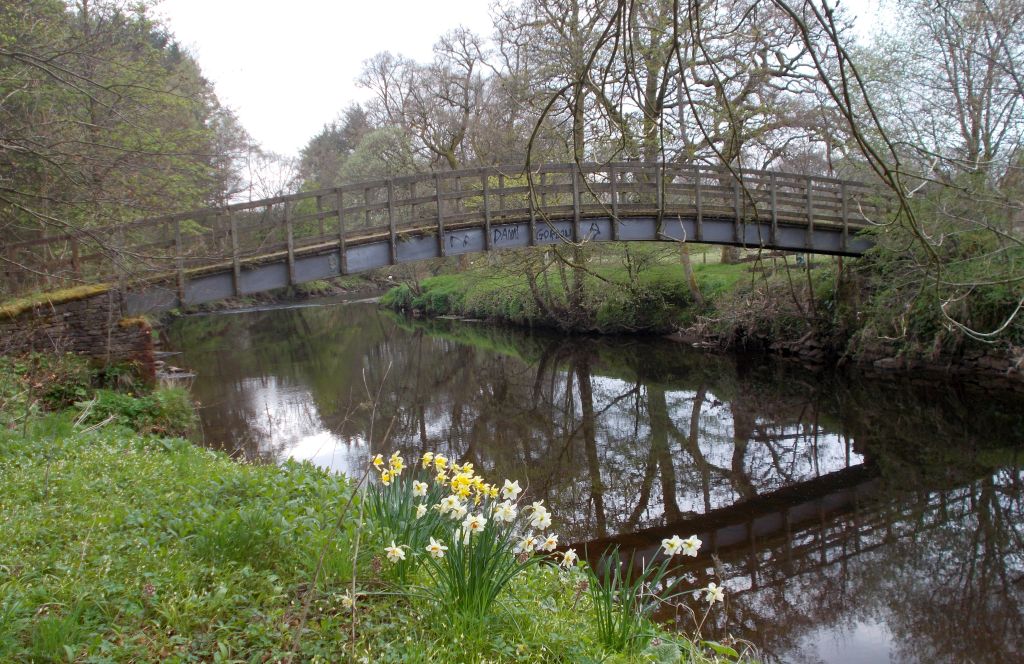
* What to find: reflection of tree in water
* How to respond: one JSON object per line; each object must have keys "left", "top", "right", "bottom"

{"left": 166, "top": 303, "right": 1024, "bottom": 663}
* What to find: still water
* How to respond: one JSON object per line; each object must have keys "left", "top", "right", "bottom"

{"left": 164, "top": 300, "right": 1024, "bottom": 664}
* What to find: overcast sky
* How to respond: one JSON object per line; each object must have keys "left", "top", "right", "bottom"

{"left": 157, "top": 0, "right": 887, "bottom": 159}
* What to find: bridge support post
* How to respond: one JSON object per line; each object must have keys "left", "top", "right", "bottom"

{"left": 694, "top": 165, "right": 704, "bottom": 242}
{"left": 481, "top": 172, "right": 492, "bottom": 251}
{"left": 229, "top": 212, "right": 241, "bottom": 297}
{"left": 770, "top": 173, "right": 779, "bottom": 247}
{"left": 435, "top": 173, "right": 446, "bottom": 257}
{"left": 805, "top": 176, "right": 815, "bottom": 251}
{"left": 840, "top": 182, "right": 849, "bottom": 253}
{"left": 174, "top": 219, "right": 186, "bottom": 304}
{"left": 733, "top": 177, "right": 743, "bottom": 246}
{"left": 285, "top": 203, "right": 296, "bottom": 285}
{"left": 387, "top": 180, "right": 397, "bottom": 265}
{"left": 571, "top": 168, "right": 580, "bottom": 243}
{"left": 336, "top": 190, "right": 348, "bottom": 274}
{"left": 609, "top": 164, "right": 619, "bottom": 241}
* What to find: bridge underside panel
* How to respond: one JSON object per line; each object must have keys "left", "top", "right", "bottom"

{"left": 294, "top": 252, "right": 342, "bottom": 283}
{"left": 123, "top": 215, "right": 872, "bottom": 314}
{"left": 443, "top": 228, "right": 486, "bottom": 255}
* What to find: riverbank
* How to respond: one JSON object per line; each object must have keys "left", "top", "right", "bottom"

{"left": 0, "top": 354, "right": 743, "bottom": 663}
{"left": 380, "top": 245, "right": 1024, "bottom": 389}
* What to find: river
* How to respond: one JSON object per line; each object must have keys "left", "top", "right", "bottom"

{"left": 164, "top": 299, "right": 1024, "bottom": 664}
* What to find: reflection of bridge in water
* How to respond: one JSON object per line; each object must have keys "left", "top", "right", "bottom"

{"left": 6, "top": 162, "right": 890, "bottom": 312}
{"left": 166, "top": 304, "right": 1024, "bottom": 663}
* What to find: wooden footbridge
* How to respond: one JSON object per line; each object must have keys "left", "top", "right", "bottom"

{"left": 3, "top": 162, "right": 888, "bottom": 314}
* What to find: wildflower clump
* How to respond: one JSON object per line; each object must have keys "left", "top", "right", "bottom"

{"left": 365, "top": 451, "right": 568, "bottom": 629}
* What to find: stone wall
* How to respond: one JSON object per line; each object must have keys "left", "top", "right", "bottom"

{"left": 0, "top": 288, "right": 155, "bottom": 377}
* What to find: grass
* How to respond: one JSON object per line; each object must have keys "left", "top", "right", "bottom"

{"left": 381, "top": 244, "right": 752, "bottom": 333}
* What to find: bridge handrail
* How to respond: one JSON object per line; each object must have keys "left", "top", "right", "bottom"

{"left": 2, "top": 161, "right": 893, "bottom": 297}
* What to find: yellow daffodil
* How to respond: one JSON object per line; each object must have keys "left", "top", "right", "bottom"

{"left": 380, "top": 469, "right": 393, "bottom": 486}
{"left": 371, "top": 454, "right": 384, "bottom": 469}
{"left": 389, "top": 452, "right": 405, "bottom": 475}
{"left": 426, "top": 537, "right": 448, "bottom": 558}
{"left": 384, "top": 542, "right": 406, "bottom": 563}
{"left": 434, "top": 455, "right": 448, "bottom": 471}
{"left": 435, "top": 470, "right": 447, "bottom": 484}
{"left": 501, "top": 479, "right": 522, "bottom": 501}
{"left": 421, "top": 452, "right": 434, "bottom": 468}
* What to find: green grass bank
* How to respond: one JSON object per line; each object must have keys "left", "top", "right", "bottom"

{"left": 1, "top": 355, "right": 746, "bottom": 663}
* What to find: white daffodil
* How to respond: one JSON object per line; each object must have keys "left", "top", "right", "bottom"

{"left": 661, "top": 534, "right": 684, "bottom": 556}
{"left": 529, "top": 500, "right": 545, "bottom": 513}
{"left": 439, "top": 495, "right": 462, "bottom": 514}
{"left": 450, "top": 503, "right": 468, "bottom": 520}
{"left": 682, "top": 535, "right": 701, "bottom": 557}
{"left": 426, "top": 537, "right": 448, "bottom": 559}
{"left": 415, "top": 503, "right": 428, "bottom": 519}
{"left": 501, "top": 479, "right": 522, "bottom": 500}
{"left": 413, "top": 481, "right": 428, "bottom": 497}
{"left": 514, "top": 534, "right": 538, "bottom": 554}
{"left": 384, "top": 542, "right": 406, "bottom": 563}
{"left": 560, "top": 548, "right": 578, "bottom": 568}
{"left": 530, "top": 510, "right": 552, "bottom": 530}
{"left": 539, "top": 533, "right": 558, "bottom": 552}
{"left": 704, "top": 582, "right": 725, "bottom": 604}
{"left": 463, "top": 513, "right": 487, "bottom": 534}
{"left": 492, "top": 500, "right": 517, "bottom": 523}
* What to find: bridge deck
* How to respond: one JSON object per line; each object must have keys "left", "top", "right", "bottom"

{"left": 3, "top": 162, "right": 891, "bottom": 312}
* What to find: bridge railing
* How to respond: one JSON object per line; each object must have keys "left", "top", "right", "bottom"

{"left": 1, "top": 162, "right": 889, "bottom": 298}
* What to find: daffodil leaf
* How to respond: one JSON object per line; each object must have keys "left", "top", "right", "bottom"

{"left": 701, "top": 640, "right": 739, "bottom": 659}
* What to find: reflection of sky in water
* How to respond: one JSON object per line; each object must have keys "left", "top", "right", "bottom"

{"left": 229, "top": 375, "right": 366, "bottom": 476}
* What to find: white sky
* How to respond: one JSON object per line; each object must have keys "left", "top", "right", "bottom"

{"left": 157, "top": 0, "right": 887, "bottom": 159}
{"left": 158, "top": 0, "right": 494, "bottom": 157}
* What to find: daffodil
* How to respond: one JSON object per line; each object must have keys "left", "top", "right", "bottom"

{"left": 539, "top": 533, "right": 558, "bottom": 552}
{"left": 530, "top": 509, "right": 552, "bottom": 530}
{"left": 415, "top": 503, "right": 428, "bottom": 519}
{"left": 371, "top": 454, "right": 384, "bottom": 469}
{"left": 501, "top": 479, "right": 522, "bottom": 500}
{"left": 389, "top": 452, "right": 405, "bottom": 475}
{"left": 529, "top": 499, "right": 545, "bottom": 512}
{"left": 514, "top": 534, "right": 537, "bottom": 554}
{"left": 380, "top": 469, "right": 393, "bottom": 486}
{"left": 413, "top": 481, "right": 428, "bottom": 497}
{"left": 661, "top": 534, "right": 684, "bottom": 556}
{"left": 426, "top": 537, "right": 448, "bottom": 558}
{"left": 435, "top": 470, "right": 448, "bottom": 484}
{"left": 384, "top": 541, "right": 406, "bottom": 563}
{"left": 434, "top": 455, "right": 448, "bottom": 471}
{"left": 560, "top": 548, "right": 578, "bottom": 568}
{"left": 703, "top": 582, "right": 725, "bottom": 604}
{"left": 492, "top": 500, "right": 517, "bottom": 523}
{"left": 450, "top": 503, "right": 468, "bottom": 520}
{"left": 439, "top": 495, "right": 462, "bottom": 514}
{"left": 682, "top": 535, "right": 701, "bottom": 557}
{"left": 463, "top": 513, "right": 487, "bottom": 534}
{"left": 421, "top": 452, "right": 434, "bottom": 468}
